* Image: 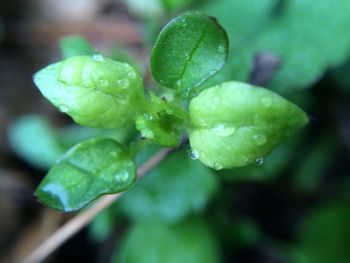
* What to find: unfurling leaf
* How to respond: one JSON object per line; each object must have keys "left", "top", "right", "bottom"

{"left": 135, "top": 93, "right": 188, "bottom": 147}
{"left": 33, "top": 55, "right": 144, "bottom": 128}
{"left": 189, "top": 81, "right": 308, "bottom": 169}
{"left": 151, "top": 11, "right": 228, "bottom": 97}
{"left": 35, "top": 138, "right": 136, "bottom": 212}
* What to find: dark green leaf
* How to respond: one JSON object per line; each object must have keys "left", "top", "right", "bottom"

{"left": 161, "top": 0, "right": 195, "bottom": 11}
{"left": 151, "top": 11, "right": 228, "bottom": 97}
{"left": 189, "top": 81, "right": 308, "bottom": 169}
{"left": 120, "top": 148, "right": 219, "bottom": 223}
{"left": 114, "top": 219, "right": 220, "bottom": 263}
{"left": 59, "top": 35, "right": 95, "bottom": 59}
{"left": 292, "top": 204, "right": 350, "bottom": 263}
{"left": 35, "top": 138, "right": 136, "bottom": 212}
{"left": 201, "top": 0, "right": 350, "bottom": 93}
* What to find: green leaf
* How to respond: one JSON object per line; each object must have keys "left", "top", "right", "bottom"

{"left": 120, "top": 148, "right": 218, "bottom": 223}
{"left": 8, "top": 115, "right": 66, "bottom": 169}
{"left": 114, "top": 219, "right": 220, "bottom": 263}
{"left": 33, "top": 55, "right": 144, "bottom": 128}
{"left": 219, "top": 133, "right": 304, "bottom": 182}
{"left": 161, "top": 0, "right": 195, "bottom": 11}
{"left": 59, "top": 35, "right": 95, "bottom": 59}
{"left": 151, "top": 11, "right": 229, "bottom": 97}
{"left": 135, "top": 93, "right": 189, "bottom": 147}
{"left": 201, "top": 0, "right": 350, "bottom": 93}
{"left": 35, "top": 138, "right": 136, "bottom": 212}
{"left": 189, "top": 81, "right": 308, "bottom": 169}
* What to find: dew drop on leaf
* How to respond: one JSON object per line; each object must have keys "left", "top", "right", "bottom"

{"left": 128, "top": 70, "right": 136, "bottom": 79}
{"left": 218, "top": 45, "right": 225, "bottom": 53}
{"left": 189, "top": 149, "right": 200, "bottom": 160}
{"left": 92, "top": 53, "right": 104, "bottom": 61}
{"left": 255, "top": 157, "right": 264, "bottom": 166}
{"left": 59, "top": 104, "right": 69, "bottom": 113}
{"left": 143, "top": 113, "right": 153, "bottom": 120}
{"left": 211, "top": 124, "right": 236, "bottom": 137}
{"left": 214, "top": 162, "right": 223, "bottom": 170}
{"left": 252, "top": 133, "right": 267, "bottom": 145}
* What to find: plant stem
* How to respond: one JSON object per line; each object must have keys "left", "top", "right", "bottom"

{"left": 21, "top": 147, "right": 174, "bottom": 263}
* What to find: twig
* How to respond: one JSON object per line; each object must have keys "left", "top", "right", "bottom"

{"left": 21, "top": 147, "right": 174, "bottom": 263}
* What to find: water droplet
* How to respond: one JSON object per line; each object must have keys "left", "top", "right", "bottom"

{"left": 92, "top": 53, "right": 104, "bottom": 61}
{"left": 189, "top": 149, "right": 200, "bottom": 160}
{"left": 115, "top": 170, "right": 129, "bottom": 182}
{"left": 143, "top": 112, "right": 153, "bottom": 120}
{"left": 59, "top": 104, "right": 69, "bottom": 113}
{"left": 209, "top": 70, "right": 216, "bottom": 75}
{"left": 182, "top": 18, "right": 187, "bottom": 27}
{"left": 255, "top": 157, "right": 264, "bottom": 166}
{"left": 142, "top": 130, "right": 154, "bottom": 138}
{"left": 252, "top": 133, "right": 267, "bottom": 145}
{"left": 261, "top": 96, "right": 272, "bottom": 108}
{"left": 184, "top": 52, "right": 190, "bottom": 59}
{"left": 128, "top": 71, "right": 136, "bottom": 79}
{"left": 218, "top": 45, "right": 225, "bottom": 53}
{"left": 117, "top": 79, "right": 129, "bottom": 88}
{"left": 212, "top": 124, "right": 236, "bottom": 137}
{"left": 214, "top": 162, "right": 223, "bottom": 170}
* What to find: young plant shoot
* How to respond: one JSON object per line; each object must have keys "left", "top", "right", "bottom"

{"left": 33, "top": 11, "right": 308, "bottom": 212}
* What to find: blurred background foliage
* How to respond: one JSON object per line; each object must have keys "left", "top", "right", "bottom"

{"left": 1, "top": 0, "right": 350, "bottom": 262}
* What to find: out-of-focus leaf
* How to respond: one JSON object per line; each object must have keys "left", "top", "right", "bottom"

{"left": 124, "top": 0, "right": 164, "bottom": 19}
{"left": 161, "top": 0, "right": 195, "bottom": 11}
{"left": 107, "top": 45, "right": 143, "bottom": 75}
{"left": 35, "top": 138, "right": 136, "bottom": 212}
{"left": 151, "top": 11, "right": 229, "bottom": 97}
{"left": 114, "top": 219, "right": 220, "bottom": 263}
{"left": 89, "top": 209, "right": 115, "bottom": 242}
{"left": 330, "top": 59, "right": 350, "bottom": 95}
{"left": 58, "top": 124, "right": 136, "bottom": 148}
{"left": 291, "top": 204, "right": 350, "bottom": 263}
{"left": 293, "top": 134, "right": 340, "bottom": 192}
{"left": 120, "top": 148, "right": 219, "bottom": 223}
{"left": 8, "top": 115, "right": 66, "bottom": 169}
{"left": 201, "top": 0, "right": 350, "bottom": 94}
{"left": 59, "top": 35, "right": 95, "bottom": 59}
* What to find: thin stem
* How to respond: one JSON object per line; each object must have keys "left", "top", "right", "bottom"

{"left": 21, "top": 147, "right": 174, "bottom": 263}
